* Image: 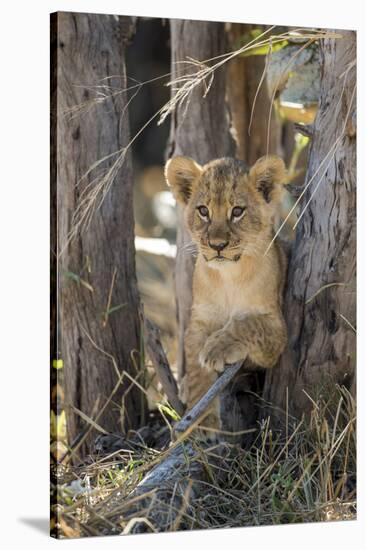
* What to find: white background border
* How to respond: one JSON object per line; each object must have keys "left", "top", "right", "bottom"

{"left": 0, "top": 0, "right": 364, "bottom": 548}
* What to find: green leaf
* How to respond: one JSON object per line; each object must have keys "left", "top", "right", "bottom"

{"left": 64, "top": 270, "right": 80, "bottom": 282}
{"left": 237, "top": 29, "right": 289, "bottom": 57}
{"left": 295, "top": 132, "right": 310, "bottom": 150}
{"left": 240, "top": 39, "right": 289, "bottom": 57}
{"left": 157, "top": 402, "right": 180, "bottom": 421}
{"left": 64, "top": 270, "right": 93, "bottom": 292}
{"left": 106, "top": 303, "right": 127, "bottom": 315}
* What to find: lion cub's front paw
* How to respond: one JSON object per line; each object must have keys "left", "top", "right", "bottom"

{"left": 199, "top": 338, "right": 227, "bottom": 373}
{"left": 199, "top": 332, "right": 247, "bottom": 373}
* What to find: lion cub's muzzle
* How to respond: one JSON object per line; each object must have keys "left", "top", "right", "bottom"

{"left": 202, "top": 240, "right": 242, "bottom": 263}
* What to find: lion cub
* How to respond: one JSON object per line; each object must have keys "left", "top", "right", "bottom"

{"left": 165, "top": 155, "right": 288, "bottom": 431}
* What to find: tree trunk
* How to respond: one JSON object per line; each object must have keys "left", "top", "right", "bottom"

{"left": 226, "top": 24, "right": 282, "bottom": 164}
{"left": 168, "top": 21, "right": 287, "bottom": 438}
{"left": 51, "top": 12, "right": 146, "bottom": 457}
{"left": 168, "top": 20, "right": 274, "bottom": 440}
{"left": 263, "top": 31, "right": 356, "bottom": 419}
{"left": 167, "top": 19, "right": 236, "bottom": 383}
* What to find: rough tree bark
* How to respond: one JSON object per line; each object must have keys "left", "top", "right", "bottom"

{"left": 51, "top": 12, "right": 146, "bottom": 456}
{"left": 263, "top": 30, "right": 356, "bottom": 418}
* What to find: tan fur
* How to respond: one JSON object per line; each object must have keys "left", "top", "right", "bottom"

{"left": 165, "top": 155, "right": 288, "bottom": 430}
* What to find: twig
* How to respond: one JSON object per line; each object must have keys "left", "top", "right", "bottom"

{"left": 339, "top": 313, "right": 356, "bottom": 333}
{"left": 294, "top": 122, "right": 314, "bottom": 138}
{"left": 305, "top": 282, "right": 348, "bottom": 304}
{"left": 143, "top": 317, "right": 185, "bottom": 417}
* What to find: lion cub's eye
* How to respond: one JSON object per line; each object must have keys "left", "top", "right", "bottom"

{"left": 231, "top": 206, "right": 246, "bottom": 220}
{"left": 197, "top": 205, "right": 210, "bottom": 220}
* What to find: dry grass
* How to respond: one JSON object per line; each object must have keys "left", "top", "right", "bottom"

{"left": 52, "top": 384, "right": 356, "bottom": 538}
{"left": 52, "top": 25, "right": 356, "bottom": 538}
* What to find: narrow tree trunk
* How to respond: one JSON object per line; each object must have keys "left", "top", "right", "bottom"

{"left": 226, "top": 24, "right": 282, "bottom": 164}
{"left": 168, "top": 21, "right": 287, "bottom": 438}
{"left": 51, "top": 12, "right": 146, "bottom": 456}
{"left": 167, "top": 19, "right": 236, "bottom": 383}
{"left": 263, "top": 31, "right": 356, "bottom": 418}
{"left": 168, "top": 19, "right": 257, "bottom": 436}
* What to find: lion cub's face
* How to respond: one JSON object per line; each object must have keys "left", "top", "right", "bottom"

{"left": 165, "top": 156, "right": 285, "bottom": 266}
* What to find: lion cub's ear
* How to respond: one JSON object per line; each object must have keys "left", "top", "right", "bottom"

{"left": 165, "top": 156, "right": 203, "bottom": 204}
{"left": 249, "top": 155, "right": 286, "bottom": 204}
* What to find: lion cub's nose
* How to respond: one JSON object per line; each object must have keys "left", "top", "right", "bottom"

{"left": 209, "top": 240, "right": 229, "bottom": 252}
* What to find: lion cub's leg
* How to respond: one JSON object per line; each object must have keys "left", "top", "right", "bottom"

{"left": 183, "top": 319, "right": 221, "bottom": 436}
{"left": 199, "top": 312, "right": 287, "bottom": 373}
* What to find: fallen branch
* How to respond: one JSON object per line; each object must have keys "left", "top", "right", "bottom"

{"left": 132, "top": 361, "right": 244, "bottom": 492}
{"left": 174, "top": 361, "right": 243, "bottom": 436}
{"left": 89, "top": 361, "right": 247, "bottom": 533}
{"left": 120, "top": 362, "right": 244, "bottom": 530}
